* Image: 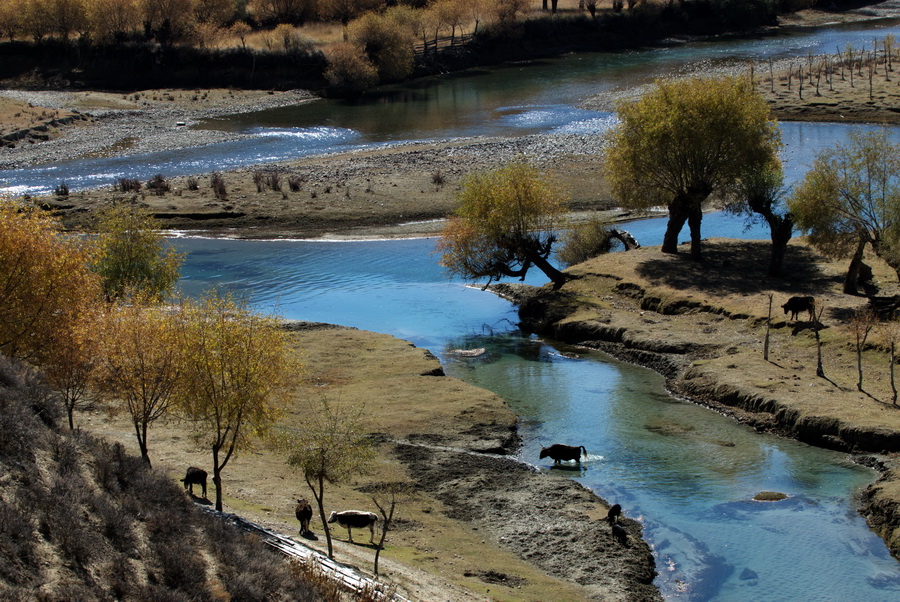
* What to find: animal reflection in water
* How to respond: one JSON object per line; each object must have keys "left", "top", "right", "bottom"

{"left": 539, "top": 443, "right": 590, "bottom": 469}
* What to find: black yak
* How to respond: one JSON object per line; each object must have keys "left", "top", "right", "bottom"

{"left": 181, "top": 467, "right": 207, "bottom": 498}
{"left": 782, "top": 296, "right": 816, "bottom": 321}
{"left": 539, "top": 443, "right": 588, "bottom": 465}
{"left": 295, "top": 498, "right": 313, "bottom": 536}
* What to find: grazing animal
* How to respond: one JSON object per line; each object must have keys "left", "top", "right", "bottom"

{"left": 181, "top": 467, "right": 207, "bottom": 498}
{"left": 606, "top": 503, "right": 622, "bottom": 524}
{"left": 327, "top": 510, "right": 378, "bottom": 544}
{"left": 295, "top": 498, "right": 313, "bottom": 536}
{"left": 539, "top": 443, "right": 588, "bottom": 465}
{"left": 782, "top": 296, "right": 816, "bottom": 322}
{"left": 612, "top": 523, "right": 629, "bottom": 546}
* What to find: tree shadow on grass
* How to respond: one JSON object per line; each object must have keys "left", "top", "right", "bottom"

{"left": 634, "top": 240, "right": 838, "bottom": 298}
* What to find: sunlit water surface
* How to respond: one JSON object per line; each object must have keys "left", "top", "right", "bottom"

{"left": 7, "top": 15, "right": 900, "bottom": 599}
{"left": 175, "top": 211, "right": 900, "bottom": 601}
{"left": 1, "top": 19, "right": 898, "bottom": 195}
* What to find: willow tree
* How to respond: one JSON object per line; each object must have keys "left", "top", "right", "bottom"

{"left": 92, "top": 205, "right": 183, "bottom": 301}
{"left": 94, "top": 300, "right": 184, "bottom": 466}
{"left": 177, "top": 294, "right": 294, "bottom": 512}
{"left": 788, "top": 128, "right": 900, "bottom": 295}
{"left": 725, "top": 158, "right": 794, "bottom": 276}
{"left": 282, "top": 398, "right": 375, "bottom": 560}
{"left": 605, "top": 75, "right": 781, "bottom": 258}
{"left": 438, "top": 162, "right": 568, "bottom": 289}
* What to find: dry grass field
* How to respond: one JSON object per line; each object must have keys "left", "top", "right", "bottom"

{"left": 80, "top": 326, "right": 648, "bottom": 601}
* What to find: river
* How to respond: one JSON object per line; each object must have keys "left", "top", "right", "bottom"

{"left": 8, "top": 13, "right": 900, "bottom": 601}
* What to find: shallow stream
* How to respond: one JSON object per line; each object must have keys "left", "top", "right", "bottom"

{"left": 175, "top": 211, "right": 900, "bottom": 600}
{"left": 7, "top": 14, "right": 900, "bottom": 599}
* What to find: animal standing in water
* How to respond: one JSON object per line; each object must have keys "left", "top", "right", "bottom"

{"left": 539, "top": 443, "right": 588, "bottom": 465}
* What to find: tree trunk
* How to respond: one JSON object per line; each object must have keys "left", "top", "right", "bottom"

{"left": 688, "top": 205, "right": 703, "bottom": 259}
{"left": 552, "top": 0, "right": 559, "bottom": 13}
{"left": 766, "top": 214, "right": 793, "bottom": 277}
{"left": 542, "top": 0, "right": 548, "bottom": 10}
{"left": 843, "top": 237, "right": 867, "bottom": 295}
{"left": 530, "top": 252, "right": 568, "bottom": 289}
{"left": 316, "top": 473, "right": 333, "bottom": 559}
{"left": 662, "top": 203, "right": 689, "bottom": 254}
{"left": 213, "top": 447, "right": 223, "bottom": 512}
{"left": 136, "top": 420, "right": 151, "bottom": 468}
{"left": 892, "top": 341, "right": 897, "bottom": 405}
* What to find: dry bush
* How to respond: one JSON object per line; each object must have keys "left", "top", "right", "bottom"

{"left": 0, "top": 358, "right": 54, "bottom": 462}
{"left": 0, "top": 350, "right": 324, "bottom": 599}
{"left": 186, "top": 176, "right": 200, "bottom": 191}
{"left": 266, "top": 170, "right": 283, "bottom": 191}
{"left": 253, "top": 170, "right": 266, "bottom": 192}
{"left": 157, "top": 539, "right": 208, "bottom": 594}
{"left": 288, "top": 175, "right": 304, "bottom": 192}
{"left": 146, "top": 174, "right": 171, "bottom": 196}
{"left": 211, "top": 172, "right": 228, "bottom": 199}
{"left": 203, "top": 519, "right": 320, "bottom": 601}
{"left": 0, "top": 500, "right": 38, "bottom": 586}
{"left": 324, "top": 43, "right": 378, "bottom": 95}
{"left": 116, "top": 177, "right": 142, "bottom": 192}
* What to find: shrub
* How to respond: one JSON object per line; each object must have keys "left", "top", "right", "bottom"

{"left": 265, "top": 170, "right": 282, "bottom": 191}
{"left": 54, "top": 181, "right": 69, "bottom": 196}
{"left": 324, "top": 43, "right": 378, "bottom": 96}
{"left": 41, "top": 475, "right": 98, "bottom": 566}
{"left": 0, "top": 499, "right": 38, "bottom": 586}
{"left": 252, "top": 171, "right": 266, "bottom": 192}
{"left": 0, "top": 359, "right": 59, "bottom": 461}
{"left": 157, "top": 539, "right": 207, "bottom": 594}
{"left": 146, "top": 174, "right": 170, "bottom": 196}
{"left": 348, "top": 11, "right": 415, "bottom": 83}
{"left": 116, "top": 178, "right": 142, "bottom": 192}
{"left": 432, "top": 170, "right": 445, "bottom": 186}
{"left": 288, "top": 175, "right": 304, "bottom": 192}
{"left": 211, "top": 172, "right": 227, "bottom": 199}
{"left": 186, "top": 176, "right": 199, "bottom": 191}
{"left": 557, "top": 218, "right": 616, "bottom": 266}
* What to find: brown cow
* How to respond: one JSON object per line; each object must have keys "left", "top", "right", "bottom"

{"left": 295, "top": 498, "right": 313, "bottom": 536}
{"left": 782, "top": 296, "right": 816, "bottom": 321}
{"left": 539, "top": 443, "right": 588, "bottom": 465}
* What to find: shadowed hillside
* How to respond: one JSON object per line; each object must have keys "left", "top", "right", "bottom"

{"left": 0, "top": 354, "right": 323, "bottom": 601}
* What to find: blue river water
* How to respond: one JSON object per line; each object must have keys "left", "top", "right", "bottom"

{"left": 5, "top": 14, "right": 900, "bottom": 599}
{"left": 173, "top": 206, "right": 900, "bottom": 601}
{"left": 1, "top": 18, "right": 898, "bottom": 195}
